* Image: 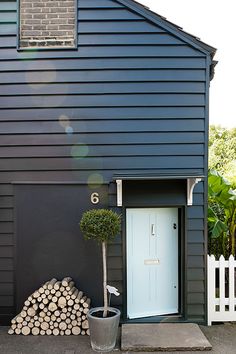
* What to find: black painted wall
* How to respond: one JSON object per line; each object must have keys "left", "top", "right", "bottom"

{"left": 14, "top": 184, "right": 109, "bottom": 312}
{"left": 0, "top": 0, "right": 214, "bottom": 324}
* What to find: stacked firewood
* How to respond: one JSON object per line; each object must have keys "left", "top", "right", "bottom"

{"left": 8, "top": 277, "right": 91, "bottom": 336}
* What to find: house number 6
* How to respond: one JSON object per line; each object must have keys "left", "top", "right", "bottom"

{"left": 91, "top": 192, "right": 99, "bottom": 204}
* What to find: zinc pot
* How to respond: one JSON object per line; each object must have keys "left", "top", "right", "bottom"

{"left": 87, "top": 307, "right": 120, "bottom": 352}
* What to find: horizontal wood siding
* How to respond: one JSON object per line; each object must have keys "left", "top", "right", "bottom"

{"left": 0, "top": 0, "right": 209, "bottom": 323}
{"left": 108, "top": 183, "right": 123, "bottom": 309}
{"left": 186, "top": 182, "right": 206, "bottom": 322}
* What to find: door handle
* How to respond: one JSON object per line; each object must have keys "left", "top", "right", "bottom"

{"left": 151, "top": 224, "right": 155, "bottom": 235}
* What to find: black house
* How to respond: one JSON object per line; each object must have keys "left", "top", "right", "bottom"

{"left": 0, "top": 0, "right": 216, "bottom": 325}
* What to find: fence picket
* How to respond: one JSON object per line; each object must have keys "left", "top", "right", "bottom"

{"left": 207, "top": 255, "right": 215, "bottom": 326}
{"left": 229, "top": 255, "right": 235, "bottom": 313}
{"left": 208, "top": 254, "right": 236, "bottom": 325}
{"left": 219, "top": 255, "right": 225, "bottom": 314}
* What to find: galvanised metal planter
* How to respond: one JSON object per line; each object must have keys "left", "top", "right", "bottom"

{"left": 87, "top": 307, "right": 120, "bottom": 352}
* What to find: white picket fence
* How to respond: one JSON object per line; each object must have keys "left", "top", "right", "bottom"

{"left": 208, "top": 255, "right": 236, "bottom": 325}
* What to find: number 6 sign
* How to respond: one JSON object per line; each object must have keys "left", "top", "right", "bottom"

{"left": 91, "top": 192, "right": 99, "bottom": 205}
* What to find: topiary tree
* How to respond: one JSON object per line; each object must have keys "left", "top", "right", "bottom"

{"left": 80, "top": 209, "right": 121, "bottom": 317}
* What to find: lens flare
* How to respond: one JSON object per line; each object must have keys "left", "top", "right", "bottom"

{"left": 59, "top": 115, "right": 70, "bottom": 128}
{"left": 71, "top": 144, "right": 89, "bottom": 159}
{"left": 25, "top": 61, "right": 57, "bottom": 90}
{"left": 65, "top": 126, "right": 74, "bottom": 134}
{"left": 87, "top": 173, "right": 104, "bottom": 189}
{"left": 58, "top": 115, "right": 73, "bottom": 133}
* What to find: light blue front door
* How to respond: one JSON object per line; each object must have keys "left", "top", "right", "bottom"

{"left": 126, "top": 208, "right": 179, "bottom": 319}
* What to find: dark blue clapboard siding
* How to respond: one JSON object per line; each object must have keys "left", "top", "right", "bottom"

{"left": 0, "top": 144, "right": 204, "bottom": 158}
{"left": 188, "top": 231, "right": 204, "bottom": 243}
{"left": 0, "top": 210, "right": 13, "bottom": 222}
{"left": 0, "top": 247, "right": 13, "bottom": 259}
{"left": 0, "top": 234, "right": 13, "bottom": 245}
{"left": 187, "top": 268, "right": 204, "bottom": 280}
{"left": 0, "top": 184, "right": 13, "bottom": 195}
{"left": 0, "top": 258, "right": 13, "bottom": 270}
{"left": 0, "top": 119, "right": 205, "bottom": 133}
{"left": 0, "top": 70, "right": 206, "bottom": 83}
{"left": 1, "top": 82, "right": 206, "bottom": 96}
{"left": 77, "top": 22, "right": 165, "bottom": 33}
{"left": 0, "top": 93, "right": 206, "bottom": 108}
{"left": 0, "top": 21, "right": 165, "bottom": 35}
{"left": 0, "top": 46, "right": 206, "bottom": 60}
{"left": 0, "top": 197, "right": 13, "bottom": 207}
{"left": 0, "top": 156, "right": 204, "bottom": 171}
{"left": 78, "top": 9, "right": 143, "bottom": 20}
{"left": 186, "top": 182, "right": 206, "bottom": 320}
{"left": 0, "top": 107, "right": 205, "bottom": 121}
{"left": 0, "top": 0, "right": 212, "bottom": 324}
{"left": 188, "top": 244, "right": 205, "bottom": 255}
{"left": 79, "top": 0, "right": 124, "bottom": 8}
{"left": 0, "top": 169, "right": 205, "bottom": 184}
{"left": 0, "top": 1, "right": 16, "bottom": 11}
{"left": 0, "top": 33, "right": 190, "bottom": 47}
{"left": 0, "top": 57, "right": 206, "bottom": 71}
{"left": 0, "top": 132, "right": 205, "bottom": 145}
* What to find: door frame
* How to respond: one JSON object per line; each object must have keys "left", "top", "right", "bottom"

{"left": 122, "top": 205, "right": 186, "bottom": 323}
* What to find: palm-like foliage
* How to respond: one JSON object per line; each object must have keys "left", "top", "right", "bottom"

{"left": 208, "top": 170, "right": 236, "bottom": 257}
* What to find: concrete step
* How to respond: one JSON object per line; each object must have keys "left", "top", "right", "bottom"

{"left": 121, "top": 323, "right": 212, "bottom": 351}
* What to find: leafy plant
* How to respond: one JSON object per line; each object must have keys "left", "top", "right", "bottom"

{"left": 80, "top": 209, "right": 121, "bottom": 317}
{"left": 209, "top": 125, "right": 236, "bottom": 187}
{"left": 208, "top": 170, "right": 236, "bottom": 257}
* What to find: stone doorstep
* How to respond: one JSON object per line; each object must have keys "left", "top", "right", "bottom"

{"left": 121, "top": 323, "right": 212, "bottom": 352}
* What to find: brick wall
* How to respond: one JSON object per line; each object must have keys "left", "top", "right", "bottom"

{"left": 19, "top": 0, "right": 76, "bottom": 48}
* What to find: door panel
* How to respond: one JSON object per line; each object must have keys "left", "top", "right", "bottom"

{"left": 127, "top": 208, "right": 178, "bottom": 319}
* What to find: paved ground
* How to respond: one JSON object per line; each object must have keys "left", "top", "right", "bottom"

{"left": 121, "top": 324, "right": 212, "bottom": 351}
{"left": 0, "top": 323, "right": 236, "bottom": 353}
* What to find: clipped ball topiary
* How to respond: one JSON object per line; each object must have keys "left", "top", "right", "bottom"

{"left": 80, "top": 209, "right": 121, "bottom": 317}
{"left": 80, "top": 209, "right": 121, "bottom": 244}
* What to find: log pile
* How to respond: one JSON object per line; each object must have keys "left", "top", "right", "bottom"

{"left": 8, "top": 277, "right": 91, "bottom": 336}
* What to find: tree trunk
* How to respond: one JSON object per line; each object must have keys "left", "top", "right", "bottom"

{"left": 102, "top": 241, "right": 108, "bottom": 317}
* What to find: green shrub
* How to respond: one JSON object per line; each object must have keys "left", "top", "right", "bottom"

{"left": 208, "top": 170, "right": 236, "bottom": 257}
{"left": 80, "top": 209, "right": 121, "bottom": 244}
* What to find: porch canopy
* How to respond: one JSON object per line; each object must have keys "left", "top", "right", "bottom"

{"left": 113, "top": 174, "right": 204, "bottom": 207}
